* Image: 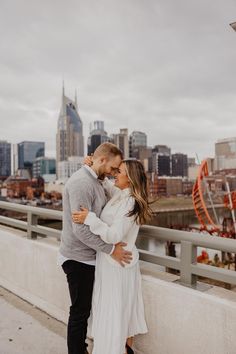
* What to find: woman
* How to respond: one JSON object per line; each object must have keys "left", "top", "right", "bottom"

{"left": 72, "top": 159, "right": 152, "bottom": 354}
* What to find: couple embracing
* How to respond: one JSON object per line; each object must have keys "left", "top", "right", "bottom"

{"left": 59, "top": 142, "right": 152, "bottom": 354}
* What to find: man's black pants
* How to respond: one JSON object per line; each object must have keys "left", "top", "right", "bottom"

{"left": 62, "top": 260, "right": 95, "bottom": 354}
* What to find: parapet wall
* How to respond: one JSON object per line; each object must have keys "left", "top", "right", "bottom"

{"left": 0, "top": 225, "right": 236, "bottom": 354}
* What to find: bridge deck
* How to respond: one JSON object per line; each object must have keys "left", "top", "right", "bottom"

{"left": 0, "top": 287, "right": 67, "bottom": 354}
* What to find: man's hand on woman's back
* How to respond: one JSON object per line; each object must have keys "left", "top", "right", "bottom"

{"left": 111, "top": 242, "right": 132, "bottom": 267}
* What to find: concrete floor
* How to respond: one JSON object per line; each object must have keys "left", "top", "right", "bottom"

{"left": 0, "top": 286, "right": 67, "bottom": 354}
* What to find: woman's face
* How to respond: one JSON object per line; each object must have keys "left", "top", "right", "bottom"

{"left": 114, "top": 162, "right": 130, "bottom": 190}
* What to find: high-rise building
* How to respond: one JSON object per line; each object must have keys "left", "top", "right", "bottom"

{"left": 87, "top": 121, "right": 110, "bottom": 155}
{"left": 152, "top": 154, "right": 171, "bottom": 176}
{"left": 0, "top": 141, "right": 11, "bottom": 178}
{"left": 57, "top": 156, "right": 84, "bottom": 182}
{"left": 172, "top": 153, "right": 188, "bottom": 177}
{"left": 188, "top": 157, "right": 198, "bottom": 180}
{"left": 152, "top": 145, "right": 171, "bottom": 176}
{"left": 110, "top": 129, "right": 129, "bottom": 159}
{"left": 129, "top": 131, "right": 147, "bottom": 157}
{"left": 18, "top": 141, "right": 45, "bottom": 177}
{"left": 152, "top": 145, "right": 171, "bottom": 155}
{"left": 188, "top": 165, "right": 199, "bottom": 181}
{"left": 188, "top": 157, "right": 196, "bottom": 167}
{"left": 206, "top": 157, "right": 215, "bottom": 174}
{"left": 12, "top": 144, "right": 18, "bottom": 176}
{"left": 56, "top": 85, "right": 84, "bottom": 175}
{"left": 131, "top": 146, "right": 152, "bottom": 172}
{"left": 215, "top": 137, "right": 236, "bottom": 171}
{"left": 33, "top": 157, "right": 56, "bottom": 178}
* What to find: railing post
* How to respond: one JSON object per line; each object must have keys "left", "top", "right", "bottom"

{"left": 180, "top": 240, "right": 197, "bottom": 286}
{"left": 27, "top": 212, "right": 38, "bottom": 239}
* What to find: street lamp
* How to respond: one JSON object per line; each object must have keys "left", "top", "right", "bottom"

{"left": 230, "top": 22, "right": 236, "bottom": 31}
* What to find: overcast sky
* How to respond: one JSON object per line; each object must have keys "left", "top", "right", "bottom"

{"left": 1, "top": 0, "right": 236, "bottom": 160}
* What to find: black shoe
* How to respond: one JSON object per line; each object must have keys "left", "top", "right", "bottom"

{"left": 126, "top": 344, "right": 134, "bottom": 354}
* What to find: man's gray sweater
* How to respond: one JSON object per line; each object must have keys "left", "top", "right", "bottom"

{"left": 59, "top": 166, "right": 113, "bottom": 262}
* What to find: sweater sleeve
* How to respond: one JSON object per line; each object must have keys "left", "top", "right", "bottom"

{"left": 84, "top": 197, "right": 135, "bottom": 244}
{"left": 68, "top": 179, "right": 113, "bottom": 254}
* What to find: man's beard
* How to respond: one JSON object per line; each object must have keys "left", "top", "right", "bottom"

{"left": 98, "top": 173, "right": 105, "bottom": 180}
{"left": 97, "top": 167, "right": 106, "bottom": 180}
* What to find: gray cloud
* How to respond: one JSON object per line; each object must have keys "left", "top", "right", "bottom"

{"left": 1, "top": 0, "right": 236, "bottom": 160}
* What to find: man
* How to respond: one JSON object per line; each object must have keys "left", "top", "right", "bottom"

{"left": 59, "top": 143, "right": 132, "bottom": 354}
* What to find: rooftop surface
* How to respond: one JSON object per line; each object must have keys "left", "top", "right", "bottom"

{"left": 0, "top": 286, "right": 67, "bottom": 354}
{"left": 0, "top": 286, "right": 96, "bottom": 354}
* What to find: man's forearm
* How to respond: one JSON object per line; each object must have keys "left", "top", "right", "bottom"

{"left": 72, "top": 223, "right": 113, "bottom": 254}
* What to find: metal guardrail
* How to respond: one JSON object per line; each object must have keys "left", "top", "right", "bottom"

{"left": 139, "top": 225, "right": 236, "bottom": 288}
{"left": 0, "top": 201, "right": 61, "bottom": 240}
{"left": 1, "top": 201, "right": 236, "bottom": 288}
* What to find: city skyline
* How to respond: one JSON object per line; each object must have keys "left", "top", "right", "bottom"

{"left": 4, "top": 110, "right": 236, "bottom": 163}
{"left": 1, "top": 0, "right": 236, "bottom": 160}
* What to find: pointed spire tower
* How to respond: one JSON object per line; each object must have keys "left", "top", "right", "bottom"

{"left": 61, "top": 80, "right": 67, "bottom": 116}
{"left": 75, "top": 89, "right": 78, "bottom": 110}
{"left": 56, "top": 83, "right": 84, "bottom": 177}
{"left": 62, "top": 79, "right": 65, "bottom": 96}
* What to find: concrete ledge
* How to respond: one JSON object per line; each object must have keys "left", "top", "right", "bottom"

{"left": 1, "top": 226, "right": 236, "bottom": 354}
{"left": 0, "top": 225, "right": 69, "bottom": 323}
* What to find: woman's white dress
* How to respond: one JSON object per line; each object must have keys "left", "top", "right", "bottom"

{"left": 85, "top": 179, "right": 147, "bottom": 354}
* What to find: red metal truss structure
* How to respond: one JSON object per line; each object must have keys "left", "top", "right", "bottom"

{"left": 224, "top": 191, "right": 236, "bottom": 210}
{"left": 192, "top": 160, "right": 220, "bottom": 233}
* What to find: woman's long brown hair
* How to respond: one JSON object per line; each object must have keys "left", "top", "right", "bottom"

{"left": 123, "top": 159, "right": 153, "bottom": 225}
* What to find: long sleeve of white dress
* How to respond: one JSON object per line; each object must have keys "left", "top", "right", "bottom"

{"left": 84, "top": 194, "right": 136, "bottom": 245}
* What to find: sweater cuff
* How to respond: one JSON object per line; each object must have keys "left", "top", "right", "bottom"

{"left": 84, "top": 211, "right": 96, "bottom": 226}
{"left": 109, "top": 245, "right": 115, "bottom": 255}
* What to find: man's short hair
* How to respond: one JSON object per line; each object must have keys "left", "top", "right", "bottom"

{"left": 93, "top": 142, "right": 123, "bottom": 159}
